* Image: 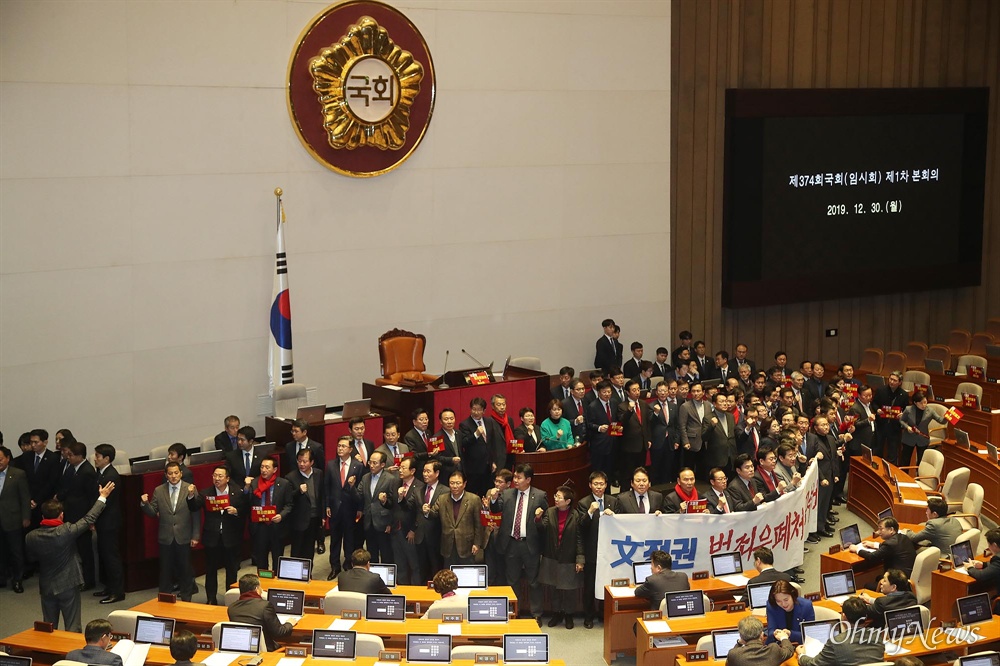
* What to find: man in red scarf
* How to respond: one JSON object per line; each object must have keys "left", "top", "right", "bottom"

{"left": 663, "top": 468, "right": 703, "bottom": 513}
{"left": 490, "top": 394, "right": 516, "bottom": 471}
{"left": 249, "top": 458, "right": 295, "bottom": 570}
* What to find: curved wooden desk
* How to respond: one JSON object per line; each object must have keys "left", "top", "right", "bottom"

{"left": 938, "top": 438, "right": 1000, "bottom": 524}
{"left": 847, "top": 455, "right": 928, "bottom": 528}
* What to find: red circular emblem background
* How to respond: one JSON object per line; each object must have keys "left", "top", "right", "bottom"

{"left": 287, "top": 1, "right": 436, "bottom": 177}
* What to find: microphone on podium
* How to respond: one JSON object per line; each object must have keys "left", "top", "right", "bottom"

{"left": 439, "top": 350, "right": 450, "bottom": 389}
{"left": 461, "top": 348, "right": 487, "bottom": 368}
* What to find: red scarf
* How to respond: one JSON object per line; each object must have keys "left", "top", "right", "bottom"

{"left": 491, "top": 410, "right": 515, "bottom": 452}
{"left": 253, "top": 473, "right": 277, "bottom": 499}
{"left": 239, "top": 589, "right": 262, "bottom": 601}
{"left": 40, "top": 517, "right": 63, "bottom": 527}
{"left": 674, "top": 483, "right": 699, "bottom": 503}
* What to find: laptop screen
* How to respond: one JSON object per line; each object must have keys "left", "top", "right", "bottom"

{"left": 134, "top": 616, "right": 175, "bottom": 645}
{"left": 839, "top": 523, "right": 862, "bottom": 548}
{"left": 711, "top": 551, "right": 743, "bottom": 576}
{"left": 951, "top": 541, "right": 974, "bottom": 565}
{"left": 365, "top": 594, "right": 406, "bottom": 621}
{"left": 277, "top": 556, "right": 311, "bottom": 582}
{"left": 267, "top": 588, "right": 304, "bottom": 616}
{"left": 369, "top": 563, "right": 396, "bottom": 588}
{"left": 861, "top": 445, "right": 873, "bottom": 464}
{"left": 821, "top": 570, "right": 856, "bottom": 598}
{"left": 664, "top": 590, "right": 706, "bottom": 618}
{"left": 959, "top": 653, "right": 1000, "bottom": 666}
{"left": 746, "top": 582, "right": 773, "bottom": 609}
{"left": 405, "top": 634, "right": 452, "bottom": 664}
{"left": 957, "top": 593, "right": 994, "bottom": 626}
{"left": 712, "top": 629, "right": 741, "bottom": 658}
{"left": 801, "top": 620, "right": 839, "bottom": 646}
{"left": 311, "top": 630, "right": 357, "bottom": 660}
{"left": 503, "top": 634, "right": 550, "bottom": 663}
{"left": 956, "top": 429, "right": 971, "bottom": 450}
{"left": 0, "top": 657, "right": 32, "bottom": 666}
{"left": 217, "top": 623, "right": 263, "bottom": 654}
{"left": 877, "top": 507, "right": 894, "bottom": 522}
{"left": 884, "top": 606, "right": 924, "bottom": 639}
{"left": 632, "top": 561, "right": 653, "bottom": 584}
{"left": 450, "top": 564, "right": 488, "bottom": 589}
{"left": 467, "top": 596, "right": 509, "bottom": 622}
{"left": 988, "top": 443, "right": 999, "bottom": 464}
{"left": 925, "top": 358, "right": 945, "bottom": 374}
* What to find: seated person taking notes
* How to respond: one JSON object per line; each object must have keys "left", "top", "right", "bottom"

{"left": 66, "top": 619, "right": 123, "bottom": 666}
{"left": 847, "top": 517, "right": 916, "bottom": 580}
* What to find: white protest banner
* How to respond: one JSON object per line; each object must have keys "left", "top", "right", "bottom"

{"left": 594, "top": 461, "right": 820, "bottom": 598}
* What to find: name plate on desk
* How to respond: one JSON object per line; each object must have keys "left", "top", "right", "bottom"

{"left": 643, "top": 610, "right": 663, "bottom": 621}
{"left": 686, "top": 651, "right": 709, "bottom": 661}
{"left": 692, "top": 571, "right": 709, "bottom": 580}
{"left": 286, "top": 647, "right": 308, "bottom": 657}
{"left": 828, "top": 544, "right": 842, "bottom": 554}
{"left": 804, "top": 592, "right": 821, "bottom": 602}
{"left": 341, "top": 610, "right": 362, "bottom": 620}
{"left": 442, "top": 613, "right": 464, "bottom": 623}
{"left": 158, "top": 592, "right": 177, "bottom": 603}
{"left": 611, "top": 578, "right": 630, "bottom": 587}
{"left": 475, "top": 654, "right": 499, "bottom": 665}
{"left": 33, "top": 621, "right": 54, "bottom": 633}
{"left": 946, "top": 370, "right": 957, "bottom": 376}
{"left": 727, "top": 602, "right": 747, "bottom": 612}
{"left": 379, "top": 650, "right": 403, "bottom": 662}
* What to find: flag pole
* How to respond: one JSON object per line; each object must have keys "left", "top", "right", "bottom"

{"left": 269, "top": 187, "right": 294, "bottom": 396}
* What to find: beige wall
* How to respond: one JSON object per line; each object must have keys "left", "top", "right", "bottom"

{"left": 670, "top": 0, "right": 999, "bottom": 368}
{"left": 0, "top": 0, "right": 671, "bottom": 455}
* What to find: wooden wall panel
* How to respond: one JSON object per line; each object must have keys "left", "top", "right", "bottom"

{"left": 671, "top": 0, "right": 1000, "bottom": 370}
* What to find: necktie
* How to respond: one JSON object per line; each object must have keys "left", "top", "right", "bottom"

{"left": 245, "top": 452, "right": 251, "bottom": 476}
{"left": 661, "top": 402, "right": 669, "bottom": 424}
{"left": 358, "top": 441, "right": 367, "bottom": 464}
{"left": 762, "top": 470, "right": 775, "bottom": 492}
{"left": 576, "top": 400, "right": 583, "bottom": 417}
{"left": 605, "top": 402, "right": 612, "bottom": 422}
{"left": 340, "top": 460, "right": 347, "bottom": 486}
{"left": 634, "top": 403, "right": 642, "bottom": 424}
{"left": 598, "top": 497, "right": 604, "bottom": 512}
{"left": 638, "top": 495, "right": 646, "bottom": 513}
{"left": 34, "top": 454, "right": 41, "bottom": 471}
{"left": 170, "top": 484, "right": 178, "bottom": 511}
{"left": 720, "top": 492, "right": 729, "bottom": 513}
{"left": 514, "top": 491, "right": 525, "bottom": 538}
{"left": 425, "top": 484, "right": 432, "bottom": 504}
{"left": 422, "top": 431, "right": 428, "bottom": 446}
{"left": 752, "top": 428, "right": 760, "bottom": 453}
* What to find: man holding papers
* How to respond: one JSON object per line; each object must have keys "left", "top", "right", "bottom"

{"left": 188, "top": 465, "right": 247, "bottom": 605}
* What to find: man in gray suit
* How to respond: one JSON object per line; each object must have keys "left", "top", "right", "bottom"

{"left": 358, "top": 450, "right": 398, "bottom": 563}
{"left": 702, "top": 391, "right": 737, "bottom": 478}
{"left": 726, "top": 617, "right": 793, "bottom": 666}
{"left": 634, "top": 550, "right": 690, "bottom": 609}
{"left": 0, "top": 446, "right": 31, "bottom": 593}
{"left": 140, "top": 461, "right": 202, "bottom": 601}
{"left": 66, "top": 619, "right": 122, "bottom": 666}
{"left": 488, "top": 463, "right": 549, "bottom": 624}
{"left": 678, "top": 382, "right": 708, "bottom": 478}
{"left": 796, "top": 597, "right": 884, "bottom": 666}
{"left": 906, "top": 496, "right": 963, "bottom": 552}
{"left": 24, "top": 478, "right": 114, "bottom": 632}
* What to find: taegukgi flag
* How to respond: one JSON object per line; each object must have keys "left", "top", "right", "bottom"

{"left": 268, "top": 189, "right": 293, "bottom": 395}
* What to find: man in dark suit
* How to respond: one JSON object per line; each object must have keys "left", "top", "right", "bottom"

{"left": 873, "top": 371, "right": 909, "bottom": 463}
{"left": 403, "top": 408, "right": 431, "bottom": 457}
{"left": 488, "top": 463, "right": 548, "bottom": 622}
{"left": 390, "top": 457, "right": 423, "bottom": 585}
{"left": 23, "top": 429, "right": 61, "bottom": 530}
{"left": 617, "top": 380, "right": 652, "bottom": 487}
{"left": 414, "top": 460, "right": 449, "bottom": 582}
{"left": 188, "top": 465, "right": 248, "bottom": 604}
{"left": 551, "top": 366, "right": 576, "bottom": 402}
{"left": 325, "top": 436, "right": 364, "bottom": 579}
{"left": 594, "top": 318, "right": 623, "bottom": 373}
{"left": 665, "top": 467, "right": 704, "bottom": 513}
{"left": 649, "top": 381, "right": 681, "bottom": 485}
{"left": 585, "top": 382, "right": 616, "bottom": 485}
{"left": 348, "top": 417, "right": 375, "bottom": 466}
{"left": 376, "top": 422, "right": 411, "bottom": 476}
{"left": 425, "top": 470, "right": 484, "bottom": 566}
{"left": 703, "top": 467, "right": 732, "bottom": 514}
{"left": 727, "top": 617, "right": 794, "bottom": 666}
{"left": 66, "top": 619, "right": 123, "bottom": 666}
{"left": 693, "top": 341, "right": 716, "bottom": 379}
{"left": 749, "top": 547, "right": 792, "bottom": 585}
{"left": 249, "top": 458, "right": 295, "bottom": 571}
{"left": 228, "top": 573, "right": 293, "bottom": 651}
{"left": 563, "top": 380, "right": 589, "bottom": 443}
{"left": 140, "top": 462, "right": 202, "bottom": 601}
{"left": 849, "top": 385, "right": 877, "bottom": 449}
{"left": 616, "top": 467, "right": 664, "bottom": 514}
{"left": 285, "top": 448, "right": 324, "bottom": 565}
{"left": 0, "top": 446, "right": 30, "bottom": 593}
{"left": 847, "top": 517, "right": 917, "bottom": 579}
{"left": 733, "top": 343, "right": 756, "bottom": 376}
{"left": 728, "top": 454, "right": 765, "bottom": 511}
{"left": 285, "top": 419, "right": 325, "bottom": 480}
{"left": 214, "top": 415, "right": 241, "bottom": 452}
{"left": 651, "top": 347, "right": 672, "bottom": 380}
{"left": 702, "top": 392, "right": 737, "bottom": 477}
{"left": 753, "top": 447, "right": 787, "bottom": 503}
{"left": 427, "top": 409, "right": 462, "bottom": 491}
{"left": 796, "top": 597, "right": 885, "bottom": 666}
{"left": 459, "top": 397, "right": 502, "bottom": 497}
{"left": 55, "top": 440, "right": 98, "bottom": 590}
{"left": 359, "top": 450, "right": 398, "bottom": 563}
{"left": 622, "top": 341, "right": 644, "bottom": 379}
{"left": 578, "top": 471, "right": 620, "bottom": 628}
{"left": 634, "top": 550, "right": 690, "bottom": 609}
{"left": 336, "top": 548, "right": 392, "bottom": 594}
{"left": 92, "top": 443, "right": 124, "bottom": 603}
{"left": 25, "top": 479, "right": 114, "bottom": 632}
{"left": 226, "top": 425, "right": 263, "bottom": 490}
{"left": 858, "top": 569, "right": 918, "bottom": 627}
{"left": 964, "top": 529, "right": 1000, "bottom": 605}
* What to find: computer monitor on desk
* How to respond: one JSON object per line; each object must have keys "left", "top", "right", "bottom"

{"left": 217, "top": 623, "right": 263, "bottom": 654}
{"left": 0, "top": 657, "right": 32, "bottom": 666}
{"left": 632, "top": 561, "right": 653, "bottom": 584}
{"left": 821, "top": 570, "right": 857, "bottom": 602}
{"left": 131, "top": 457, "right": 167, "bottom": 475}
{"left": 467, "top": 596, "right": 509, "bottom": 622}
{"left": 369, "top": 563, "right": 396, "bottom": 588}
{"left": 503, "top": 634, "right": 549, "bottom": 664}
{"left": 951, "top": 541, "right": 974, "bottom": 566}
{"left": 746, "top": 582, "right": 773, "bottom": 610}
{"left": 405, "top": 634, "right": 452, "bottom": 664}
{"left": 365, "top": 594, "right": 406, "bottom": 621}
{"left": 959, "top": 652, "right": 1000, "bottom": 666}
{"left": 311, "top": 629, "right": 356, "bottom": 660}
{"left": 712, "top": 629, "right": 741, "bottom": 658}
{"left": 884, "top": 606, "right": 925, "bottom": 639}
{"left": 664, "top": 590, "right": 706, "bottom": 618}
{"left": 877, "top": 507, "right": 894, "bottom": 522}
{"left": 710, "top": 551, "right": 743, "bottom": 576}
{"left": 839, "top": 523, "right": 862, "bottom": 549}
{"left": 276, "top": 556, "right": 311, "bottom": 582}
{"left": 957, "top": 593, "right": 994, "bottom": 626}
{"left": 134, "top": 616, "right": 175, "bottom": 645}
{"left": 267, "top": 588, "right": 305, "bottom": 619}
{"left": 450, "top": 564, "right": 488, "bottom": 589}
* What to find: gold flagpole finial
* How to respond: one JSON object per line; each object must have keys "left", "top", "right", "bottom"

{"left": 274, "top": 187, "right": 283, "bottom": 197}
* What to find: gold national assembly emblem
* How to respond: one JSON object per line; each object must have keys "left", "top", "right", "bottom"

{"left": 287, "top": 1, "right": 435, "bottom": 177}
